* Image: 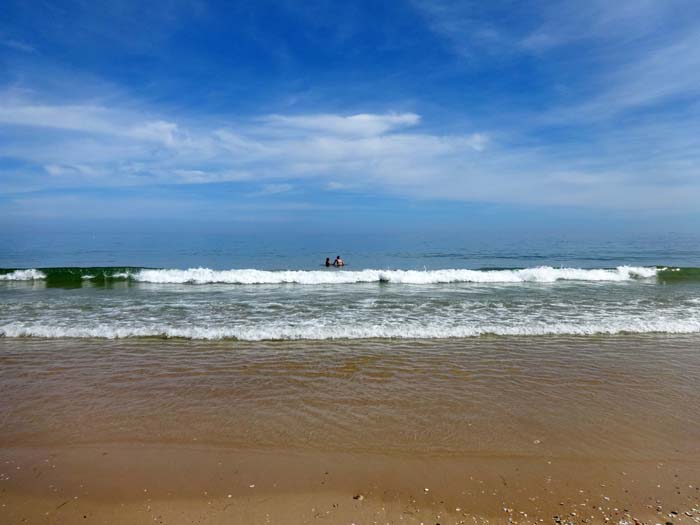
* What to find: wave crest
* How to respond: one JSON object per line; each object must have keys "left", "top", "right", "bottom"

{"left": 0, "top": 269, "right": 46, "bottom": 281}
{"left": 0, "top": 265, "right": 660, "bottom": 284}
{"left": 133, "top": 266, "right": 658, "bottom": 284}
{"left": 2, "top": 318, "right": 699, "bottom": 340}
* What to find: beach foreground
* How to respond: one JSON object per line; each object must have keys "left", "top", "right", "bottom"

{"left": 1, "top": 335, "right": 699, "bottom": 524}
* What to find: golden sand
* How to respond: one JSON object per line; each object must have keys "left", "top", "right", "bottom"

{"left": 1, "top": 336, "right": 699, "bottom": 523}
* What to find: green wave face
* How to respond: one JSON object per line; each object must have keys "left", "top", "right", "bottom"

{"left": 656, "top": 267, "right": 700, "bottom": 283}
{"left": 0, "top": 267, "right": 144, "bottom": 287}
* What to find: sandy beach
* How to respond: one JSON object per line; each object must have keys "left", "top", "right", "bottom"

{"left": 2, "top": 444, "right": 699, "bottom": 524}
{"left": 1, "top": 335, "right": 699, "bottom": 524}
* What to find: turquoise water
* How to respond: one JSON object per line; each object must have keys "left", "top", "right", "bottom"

{"left": 1, "top": 232, "right": 700, "bottom": 340}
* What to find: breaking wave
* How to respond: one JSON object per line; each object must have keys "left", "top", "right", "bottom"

{"left": 2, "top": 318, "right": 700, "bottom": 340}
{"left": 0, "top": 265, "right": 663, "bottom": 285}
{"left": 0, "top": 269, "right": 47, "bottom": 281}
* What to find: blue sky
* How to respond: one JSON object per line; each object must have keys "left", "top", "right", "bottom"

{"left": 2, "top": 0, "right": 700, "bottom": 233}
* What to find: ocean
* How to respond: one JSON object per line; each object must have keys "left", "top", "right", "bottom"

{"left": 1, "top": 231, "right": 699, "bottom": 340}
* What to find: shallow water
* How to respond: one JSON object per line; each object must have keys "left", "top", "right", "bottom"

{"left": 2, "top": 266, "right": 700, "bottom": 339}
{"left": 2, "top": 335, "right": 699, "bottom": 459}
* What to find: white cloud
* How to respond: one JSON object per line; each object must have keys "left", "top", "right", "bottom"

{"left": 44, "top": 163, "right": 104, "bottom": 177}
{"left": 169, "top": 169, "right": 252, "bottom": 184}
{"left": 0, "top": 103, "right": 117, "bottom": 134}
{"left": 409, "top": 0, "right": 516, "bottom": 58}
{"left": 2, "top": 1, "right": 700, "bottom": 219}
{"left": 519, "top": 0, "right": 669, "bottom": 51}
{"left": 262, "top": 112, "right": 421, "bottom": 137}
{"left": 128, "top": 120, "right": 181, "bottom": 147}
{"left": 256, "top": 183, "right": 294, "bottom": 195}
{"left": 598, "top": 29, "right": 700, "bottom": 111}
{"left": 0, "top": 101, "right": 190, "bottom": 148}
{"left": 414, "top": 0, "right": 700, "bottom": 124}
{"left": 325, "top": 181, "right": 355, "bottom": 191}
{"left": 1, "top": 90, "right": 699, "bottom": 211}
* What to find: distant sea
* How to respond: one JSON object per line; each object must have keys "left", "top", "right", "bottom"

{"left": 1, "top": 231, "right": 700, "bottom": 340}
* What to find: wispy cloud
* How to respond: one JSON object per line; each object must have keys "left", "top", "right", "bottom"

{"left": 248, "top": 183, "right": 295, "bottom": 197}
{"left": 3, "top": 39, "right": 35, "bottom": 53}
{"left": 415, "top": 0, "right": 700, "bottom": 122}
{"left": 519, "top": 0, "right": 674, "bottom": 51}
{"left": 0, "top": 101, "right": 183, "bottom": 145}
{"left": 263, "top": 113, "right": 421, "bottom": 137}
{"left": 0, "top": 96, "right": 489, "bottom": 192}
{"left": 2, "top": 0, "right": 700, "bottom": 220}
{"left": 409, "top": 0, "right": 518, "bottom": 59}
{"left": 2, "top": 91, "right": 698, "bottom": 211}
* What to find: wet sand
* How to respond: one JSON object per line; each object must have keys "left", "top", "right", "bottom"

{"left": 1, "top": 335, "right": 700, "bottom": 523}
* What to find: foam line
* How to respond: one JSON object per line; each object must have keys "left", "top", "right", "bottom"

{"left": 2, "top": 317, "right": 699, "bottom": 340}
{"left": 131, "top": 266, "right": 658, "bottom": 284}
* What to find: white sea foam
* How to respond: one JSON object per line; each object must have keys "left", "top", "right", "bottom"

{"left": 130, "top": 266, "right": 658, "bottom": 285}
{"left": 0, "top": 269, "right": 46, "bottom": 281}
{"left": 0, "top": 266, "right": 660, "bottom": 284}
{"left": 2, "top": 317, "right": 699, "bottom": 340}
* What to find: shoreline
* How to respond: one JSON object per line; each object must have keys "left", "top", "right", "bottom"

{"left": 2, "top": 335, "right": 700, "bottom": 523}
{"left": 2, "top": 444, "right": 699, "bottom": 524}
{"left": 2, "top": 330, "right": 700, "bottom": 343}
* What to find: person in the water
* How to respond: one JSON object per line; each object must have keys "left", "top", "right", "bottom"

{"left": 325, "top": 257, "right": 331, "bottom": 267}
{"left": 333, "top": 256, "right": 344, "bottom": 267}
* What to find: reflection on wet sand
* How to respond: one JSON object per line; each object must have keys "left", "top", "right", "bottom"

{"left": 1, "top": 335, "right": 699, "bottom": 523}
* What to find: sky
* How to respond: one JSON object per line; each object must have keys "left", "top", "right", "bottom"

{"left": 2, "top": 0, "right": 700, "bottom": 234}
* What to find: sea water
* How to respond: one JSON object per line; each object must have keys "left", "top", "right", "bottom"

{"left": 1, "top": 231, "right": 699, "bottom": 340}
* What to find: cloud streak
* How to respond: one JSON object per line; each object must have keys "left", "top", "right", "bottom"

{"left": 1, "top": 91, "right": 699, "bottom": 211}
{"left": 2, "top": 0, "right": 700, "bottom": 220}
{"left": 0, "top": 97, "right": 493, "bottom": 194}
{"left": 262, "top": 113, "right": 421, "bottom": 137}
{"left": 3, "top": 39, "right": 35, "bottom": 53}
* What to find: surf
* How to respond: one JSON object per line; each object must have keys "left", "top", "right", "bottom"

{"left": 3, "top": 317, "right": 700, "bottom": 340}
{"left": 0, "top": 265, "right": 670, "bottom": 285}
